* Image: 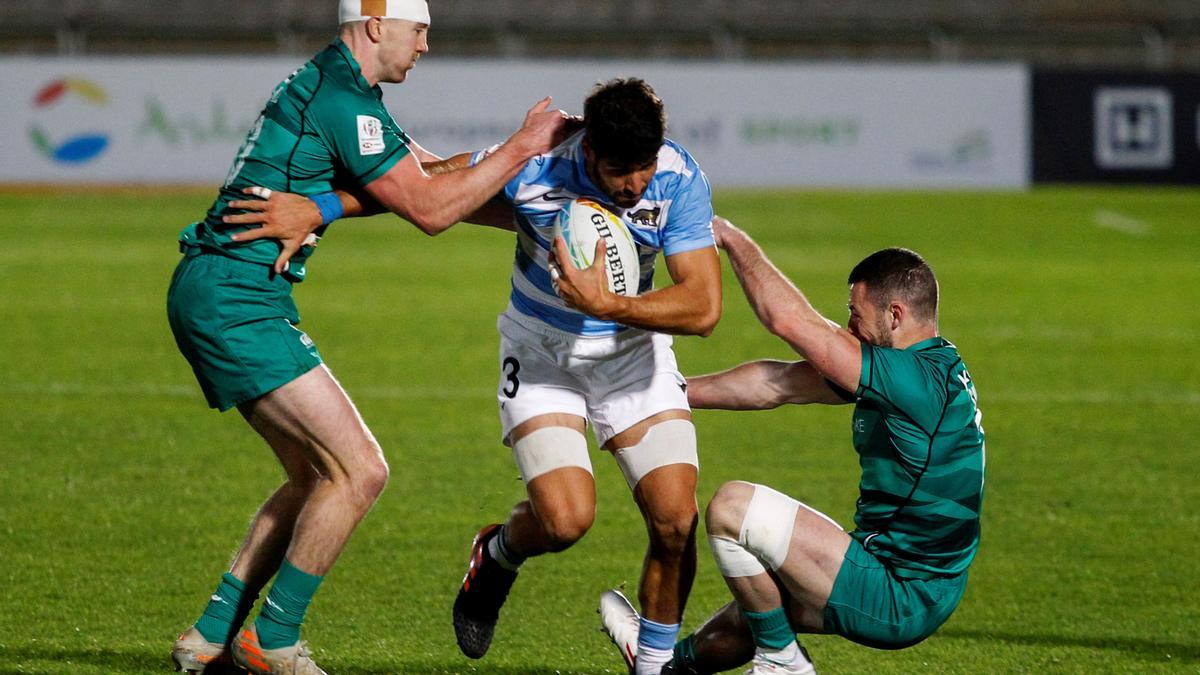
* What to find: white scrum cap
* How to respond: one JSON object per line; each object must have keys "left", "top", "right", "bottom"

{"left": 339, "top": 0, "right": 430, "bottom": 25}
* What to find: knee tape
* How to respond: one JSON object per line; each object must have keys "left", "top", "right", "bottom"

{"left": 739, "top": 484, "right": 801, "bottom": 570}
{"left": 709, "top": 534, "right": 768, "bottom": 577}
{"left": 512, "top": 427, "right": 592, "bottom": 483}
{"left": 612, "top": 419, "right": 698, "bottom": 490}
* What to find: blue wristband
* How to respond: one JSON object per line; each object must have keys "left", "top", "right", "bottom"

{"left": 310, "top": 192, "right": 344, "bottom": 225}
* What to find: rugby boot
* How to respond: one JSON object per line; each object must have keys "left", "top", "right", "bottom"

{"left": 453, "top": 523, "right": 518, "bottom": 658}
{"left": 660, "top": 661, "right": 705, "bottom": 675}
{"left": 599, "top": 588, "right": 640, "bottom": 672}
{"left": 746, "top": 645, "right": 816, "bottom": 675}
{"left": 230, "top": 626, "right": 326, "bottom": 675}
{"left": 171, "top": 626, "right": 245, "bottom": 674}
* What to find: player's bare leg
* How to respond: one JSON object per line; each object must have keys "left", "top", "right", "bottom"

{"left": 604, "top": 409, "right": 698, "bottom": 674}
{"left": 454, "top": 414, "right": 594, "bottom": 658}
{"left": 632, "top": 465, "right": 698, "bottom": 620}
{"left": 238, "top": 367, "right": 389, "bottom": 575}
{"left": 173, "top": 418, "right": 321, "bottom": 673}
{"left": 229, "top": 411, "right": 324, "bottom": 587}
{"left": 218, "top": 366, "right": 388, "bottom": 675}
{"left": 502, "top": 414, "right": 595, "bottom": 554}
{"left": 671, "top": 481, "right": 848, "bottom": 673}
{"left": 708, "top": 481, "right": 848, "bottom": 628}
{"left": 172, "top": 429, "right": 321, "bottom": 672}
{"left": 176, "top": 366, "right": 382, "bottom": 674}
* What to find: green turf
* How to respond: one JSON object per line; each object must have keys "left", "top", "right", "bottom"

{"left": 0, "top": 187, "right": 1197, "bottom": 673}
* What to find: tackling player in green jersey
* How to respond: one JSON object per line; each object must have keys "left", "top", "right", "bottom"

{"left": 600, "top": 217, "right": 985, "bottom": 674}
{"left": 166, "top": 1, "right": 572, "bottom": 673}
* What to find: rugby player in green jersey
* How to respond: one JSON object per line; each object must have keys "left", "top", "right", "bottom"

{"left": 600, "top": 217, "right": 985, "bottom": 674}
{"left": 166, "top": 1, "right": 572, "bottom": 673}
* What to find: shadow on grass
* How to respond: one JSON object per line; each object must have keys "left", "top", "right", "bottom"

{"left": 941, "top": 628, "right": 1199, "bottom": 663}
{"left": 332, "top": 665, "right": 613, "bottom": 675}
{"left": 0, "top": 643, "right": 619, "bottom": 674}
{"left": 0, "top": 644, "right": 162, "bottom": 672}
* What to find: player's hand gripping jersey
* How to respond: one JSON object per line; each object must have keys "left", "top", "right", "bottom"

{"left": 474, "top": 132, "right": 715, "bottom": 335}
{"left": 851, "top": 338, "right": 986, "bottom": 579}
{"left": 180, "top": 40, "right": 413, "bottom": 281}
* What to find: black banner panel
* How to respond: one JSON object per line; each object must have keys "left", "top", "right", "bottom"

{"left": 1033, "top": 71, "right": 1200, "bottom": 184}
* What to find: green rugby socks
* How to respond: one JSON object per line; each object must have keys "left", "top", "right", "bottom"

{"left": 672, "top": 634, "right": 698, "bottom": 666}
{"left": 195, "top": 572, "right": 252, "bottom": 645}
{"left": 254, "top": 559, "right": 324, "bottom": 649}
{"left": 745, "top": 606, "right": 797, "bottom": 649}
{"left": 745, "top": 606, "right": 803, "bottom": 663}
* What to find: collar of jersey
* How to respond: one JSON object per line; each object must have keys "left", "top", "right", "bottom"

{"left": 329, "top": 39, "right": 382, "bottom": 98}
{"left": 907, "top": 336, "right": 949, "bottom": 352}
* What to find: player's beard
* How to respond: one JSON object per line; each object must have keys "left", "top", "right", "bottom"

{"left": 873, "top": 316, "right": 894, "bottom": 348}
{"left": 613, "top": 191, "right": 640, "bottom": 208}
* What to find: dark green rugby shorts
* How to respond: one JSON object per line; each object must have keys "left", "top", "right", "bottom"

{"left": 823, "top": 538, "right": 968, "bottom": 649}
{"left": 167, "top": 248, "right": 322, "bottom": 411}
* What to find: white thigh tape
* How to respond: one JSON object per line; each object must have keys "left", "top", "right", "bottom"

{"left": 709, "top": 535, "right": 768, "bottom": 578}
{"left": 512, "top": 427, "right": 592, "bottom": 483}
{"left": 739, "top": 484, "right": 801, "bottom": 570}
{"left": 613, "top": 419, "right": 698, "bottom": 490}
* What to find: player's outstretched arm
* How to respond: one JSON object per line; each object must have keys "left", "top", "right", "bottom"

{"left": 226, "top": 160, "right": 518, "bottom": 274}
{"left": 550, "top": 237, "right": 722, "bottom": 336}
{"left": 688, "top": 359, "right": 854, "bottom": 410}
{"left": 226, "top": 100, "right": 563, "bottom": 268}
{"left": 421, "top": 153, "right": 516, "bottom": 231}
{"left": 364, "top": 97, "right": 567, "bottom": 235}
{"left": 713, "top": 216, "right": 862, "bottom": 393}
{"left": 420, "top": 152, "right": 472, "bottom": 176}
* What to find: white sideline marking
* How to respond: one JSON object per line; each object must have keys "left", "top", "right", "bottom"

{"left": 1093, "top": 209, "right": 1151, "bottom": 236}
{"left": 2, "top": 382, "right": 1198, "bottom": 406}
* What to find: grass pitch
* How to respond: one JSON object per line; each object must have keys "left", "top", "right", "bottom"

{"left": 0, "top": 187, "right": 1197, "bottom": 673}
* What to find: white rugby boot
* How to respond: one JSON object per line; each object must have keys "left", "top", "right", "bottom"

{"left": 171, "top": 626, "right": 244, "bottom": 674}
{"left": 599, "top": 588, "right": 641, "bottom": 672}
{"left": 746, "top": 644, "right": 817, "bottom": 674}
{"left": 230, "top": 626, "right": 327, "bottom": 675}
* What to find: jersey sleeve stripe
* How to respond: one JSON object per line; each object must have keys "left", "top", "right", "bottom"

{"left": 663, "top": 237, "right": 716, "bottom": 257}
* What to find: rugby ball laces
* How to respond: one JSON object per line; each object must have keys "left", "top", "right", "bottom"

{"left": 554, "top": 198, "right": 640, "bottom": 297}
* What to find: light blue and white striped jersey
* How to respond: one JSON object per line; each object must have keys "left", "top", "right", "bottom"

{"left": 472, "top": 131, "right": 715, "bottom": 336}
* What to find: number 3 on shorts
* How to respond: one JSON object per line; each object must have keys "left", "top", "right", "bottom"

{"left": 502, "top": 356, "right": 521, "bottom": 398}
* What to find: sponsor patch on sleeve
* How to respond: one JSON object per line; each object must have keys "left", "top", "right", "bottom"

{"left": 357, "top": 115, "right": 385, "bottom": 156}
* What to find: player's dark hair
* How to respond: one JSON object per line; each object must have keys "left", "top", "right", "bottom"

{"left": 848, "top": 248, "right": 939, "bottom": 322}
{"left": 584, "top": 78, "right": 666, "bottom": 167}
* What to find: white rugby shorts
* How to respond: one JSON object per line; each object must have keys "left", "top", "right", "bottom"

{"left": 496, "top": 309, "right": 690, "bottom": 446}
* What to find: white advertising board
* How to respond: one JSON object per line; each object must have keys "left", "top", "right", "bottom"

{"left": 0, "top": 57, "right": 1029, "bottom": 188}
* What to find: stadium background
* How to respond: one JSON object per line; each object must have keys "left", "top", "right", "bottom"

{"left": 1, "top": 2, "right": 1197, "bottom": 673}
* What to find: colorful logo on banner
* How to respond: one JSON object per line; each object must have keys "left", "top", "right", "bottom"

{"left": 29, "top": 78, "right": 110, "bottom": 164}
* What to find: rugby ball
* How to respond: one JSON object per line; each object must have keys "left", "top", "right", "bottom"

{"left": 554, "top": 198, "right": 640, "bottom": 297}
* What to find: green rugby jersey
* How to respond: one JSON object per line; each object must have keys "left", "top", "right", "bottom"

{"left": 180, "top": 39, "right": 412, "bottom": 282}
{"left": 850, "top": 336, "right": 985, "bottom": 579}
